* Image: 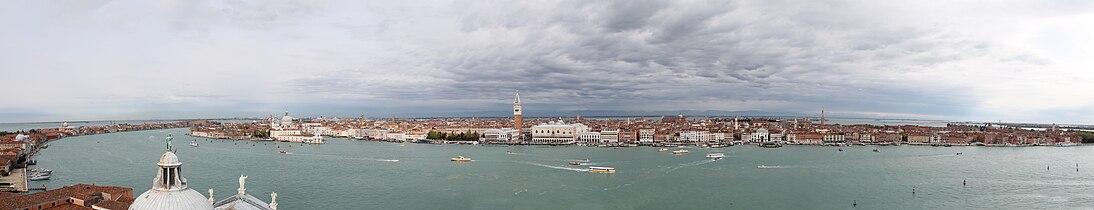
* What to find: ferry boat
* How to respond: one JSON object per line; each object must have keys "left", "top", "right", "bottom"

{"left": 451, "top": 156, "right": 473, "bottom": 162}
{"left": 672, "top": 149, "right": 689, "bottom": 154}
{"left": 657, "top": 148, "right": 669, "bottom": 152}
{"left": 588, "top": 167, "right": 616, "bottom": 173}
{"left": 706, "top": 153, "right": 725, "bottom": 159}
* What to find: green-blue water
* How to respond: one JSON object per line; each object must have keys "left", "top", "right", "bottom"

{"left": 32, "top": 128, "right": 1094, "bottom": 209}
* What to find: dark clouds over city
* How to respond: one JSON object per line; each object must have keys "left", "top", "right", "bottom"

{"left": 2, "top": 0, "right": 1093, "bottom": 123}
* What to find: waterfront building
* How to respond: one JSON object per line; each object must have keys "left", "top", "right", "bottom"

{"left": 679, "top": 131, "right": 710, "bottom": 142}
{"left": 268, "top": 112, "right": 324, "bottom": 144}
{"left": 513, "top": 91, "right": 523, "bottom": 143}
{"left": 822, "top": 133, "right": 846, "bottom": 143}
{"left": 747, "top": 128, "right": 770, "bottom": 143}
{"left": 482, "top": 128, "right": 518, "bottom": 143}
{"left": 578, "top": 131, "right": 601, "bottom": 145}
{"left": 639, "top": 129, "right": 655, "bottom": 144}
{"left": 529, "top": 121, "right": 588, "bottom": 145}
{"left": 600, "top": 129, "right": 620, "bottom": 144}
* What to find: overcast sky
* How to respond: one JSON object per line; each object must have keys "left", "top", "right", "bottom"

{"left": 2, "top": 0, "right": 1093, "bottom": 124}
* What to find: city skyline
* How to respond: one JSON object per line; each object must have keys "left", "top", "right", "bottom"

{"left": 3, "top": 1, "right": 1094, "bottom": 124}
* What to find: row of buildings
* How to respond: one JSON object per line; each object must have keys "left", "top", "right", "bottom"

{"left": 187, "top": 92, "right": 1085, "bottom": 147}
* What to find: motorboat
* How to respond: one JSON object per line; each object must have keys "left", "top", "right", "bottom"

{"left": 190, "top": 140, "right": 199, "bottom": 147}
{"left": 872, "top": 149, "right": 880, "bottom": 152}
{"left": 759, "top": 142, "right": 782, "bottom": 148}
{"left": 451, "top": 156, "right": 472, "bottom": 162}
{"left": 569, "top": 161, "right": 582, "bottom": 166}
{"left": 657, "top": 148, "right": 669, "bottom": 152}
{"left": 27, "top": 159, "right": 36, "bottom": 165}
{"left": 29, "top": 174, "right": 50, "bottom": 181}
{"left": 706, "top": 153, "right": 726, "bottom": 159}
{"left": 278, "top": 150, "right": 291, "bottom": 155}
{"left": 588, "top": 167, "right": 616, "bottom": 173}
{"left": 30, "top": 168, "right": 52, "bottom": 174}
{"left": 672, "top": 149, "right": 689, "bottom": 154}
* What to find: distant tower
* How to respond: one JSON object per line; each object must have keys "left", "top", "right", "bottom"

{"left": 514, "top": 91, "right": 523, "bottom": 142}
{"left": 821, "top": 107, "right": 826, "bottom": 127}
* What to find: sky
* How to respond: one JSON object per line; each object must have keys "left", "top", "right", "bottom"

{"left": 1, "top": 0, "right": 1093, "bottom": 124}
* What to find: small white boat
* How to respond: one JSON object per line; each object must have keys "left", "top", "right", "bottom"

{"left": 451, "top": 156, "right": 472, "bottom": 162}
{"left": 278, "top": 150, "right": 292, "bottom": 155}
{"left": 1056, "top": 142, "right": 1077, "bottom": 147}
{"left": 588, "top": 166, "right": 616, "bottom": 173}
{"left": 672, "top": 149, "right": 689, "bottom": 154}
{"left": 657, "top": 148, "right": 669, "bottom": 152}
{"left": 706, "top": 153, "right": 725, "bottom": 159}
{"left": 29, "top": 174, "right": 50, "bottom": 181}
{"left": 190, "top": 140, "right": 199, "bottom": 147}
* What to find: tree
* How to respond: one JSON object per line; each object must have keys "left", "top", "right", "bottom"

{"left": 427, "top": 131, "right": 444, "bottom": 140}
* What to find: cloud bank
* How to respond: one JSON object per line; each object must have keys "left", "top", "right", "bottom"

{"left": 1, "top": 0, "right": 1093, "bottom": 123}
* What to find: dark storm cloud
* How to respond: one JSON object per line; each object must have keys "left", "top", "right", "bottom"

{"left": 292, "top": 0, "right": 1011, "bottom": 118}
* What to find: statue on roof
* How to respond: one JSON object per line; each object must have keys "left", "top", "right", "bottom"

{"left": 166, "top": 134, "right": 173, "bottom": 151}
{"left": 238, "top": 175, "right": 248, "bottom": 195}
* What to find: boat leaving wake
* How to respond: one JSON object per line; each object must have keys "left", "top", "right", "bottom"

{"left": 519, "top": 161, "right": 588, "bottom": 172}
{"left": 757, "top": 165, "right": 790, "bottom": 169}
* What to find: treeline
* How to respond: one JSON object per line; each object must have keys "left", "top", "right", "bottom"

{"left": 1078, "top": 132, "right": 1094, "bottom": 143}
{"left": 426, "top": 130, "right": 481, "bottom": 141}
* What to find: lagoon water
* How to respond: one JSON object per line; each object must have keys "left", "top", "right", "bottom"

{"left": 32, "top": 128, "right": 1094, "bottom": 209}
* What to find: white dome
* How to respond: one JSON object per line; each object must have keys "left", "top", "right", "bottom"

{"left": 159, "top": 152, "right": 180, "bottom": 166}
{"left": 129, "top": 189, "right": 214, "bottom": 210}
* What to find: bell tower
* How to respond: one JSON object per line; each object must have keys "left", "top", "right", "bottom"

{"left": 513, "top": 91, "right": 522, "bottom": 142}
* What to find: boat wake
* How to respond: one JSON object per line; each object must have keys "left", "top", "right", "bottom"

{"left": 292, "top": 153, "right": 400, "bottom": 163}
{"left": 668, "top": 159, "right": 718, "bottom": 172}
{"left": 756, "top": 165, "right": 790, "bottom": 169}
{"left": 519, "top": 161, "right": 588, "bottom": 172}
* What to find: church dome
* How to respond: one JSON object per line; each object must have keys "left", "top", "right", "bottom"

{"left": 131, "top": 136, "right": 214, "bottom": 210}
{"left": 130, "top": 189, "right": 214, "bottom": 210}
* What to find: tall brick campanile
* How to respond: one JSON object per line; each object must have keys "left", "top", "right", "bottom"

{"left": 514, "top": 91, "right": 522, "bottom": 143}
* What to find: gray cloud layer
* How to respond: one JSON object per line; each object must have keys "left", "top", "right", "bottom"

{"left": 2, "top": 0, "right": 1093, "bottom": 123}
